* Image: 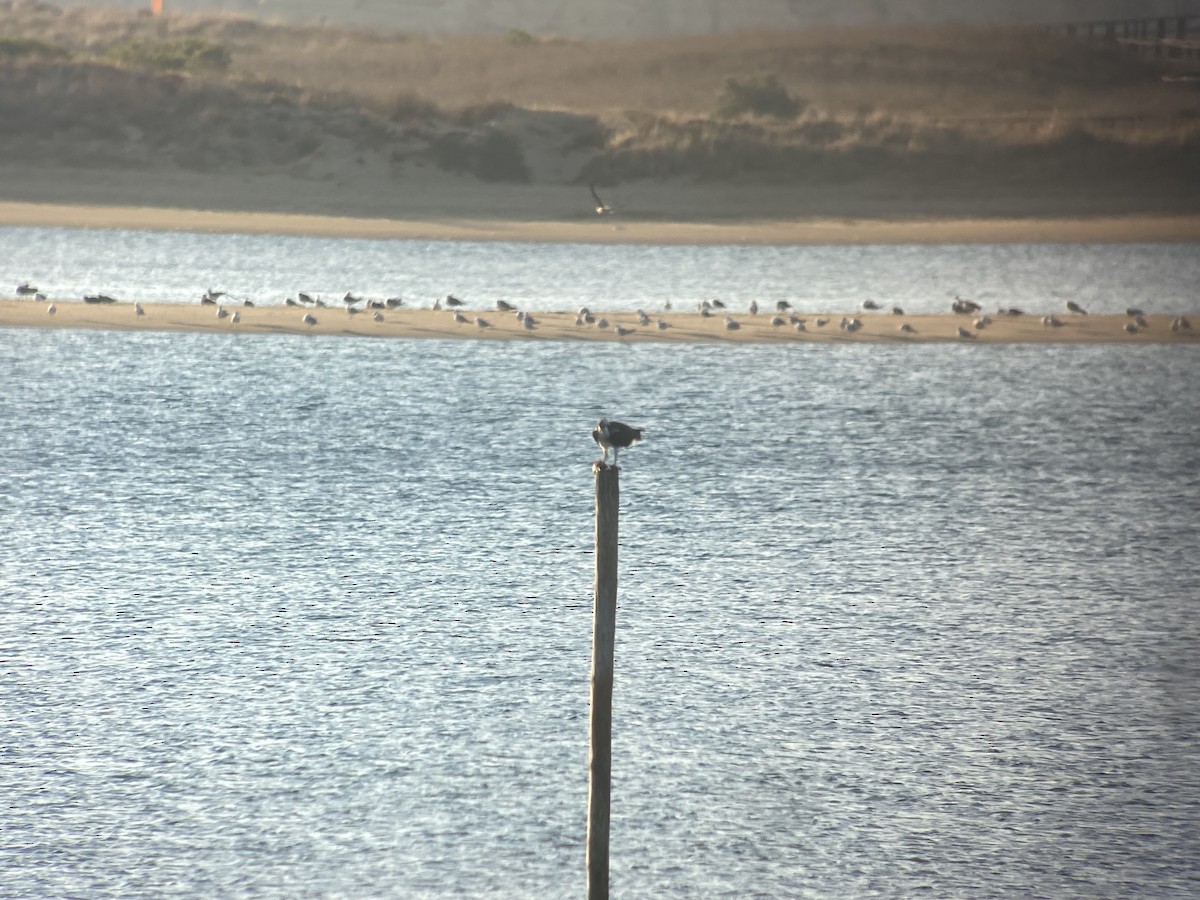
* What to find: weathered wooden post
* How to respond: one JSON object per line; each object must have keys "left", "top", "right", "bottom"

{"left": 587, "top": 462, "right": 620, "bottom": 899}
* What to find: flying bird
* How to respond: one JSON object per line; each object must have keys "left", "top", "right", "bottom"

{"left": 589, "top": 183, "right": 613, "bottom": 215}
{"left": 592, "top": 419, "right": 643, "bottom": 467}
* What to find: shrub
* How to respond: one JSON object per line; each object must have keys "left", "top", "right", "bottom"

{"left": 105, "top": 39, "right": 231, "bottom": 73}
{"left": 430, "top": 128, "right": 530, "bottom": 182}
{"left": 387, "top": 91, "right": 439, "bottom": 123}
{"left": 716, "top": 75, "right": 803, "bottom": 120}
{"left": 0, "top": 36, "right": 70, "bottom": 60}
{"left": 507, "top": 28, "right": 537, "bottom": 46}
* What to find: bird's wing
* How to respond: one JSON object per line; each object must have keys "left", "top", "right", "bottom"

{"left": 589, "top": 183, "right": 607, "bottom": 208}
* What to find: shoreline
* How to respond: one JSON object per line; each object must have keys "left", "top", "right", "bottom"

{"left": 3, "top": 300, "right": 1194, "bottom": 345}
{"left": 3, "top": 201, "right": 1200, "bottom": 246}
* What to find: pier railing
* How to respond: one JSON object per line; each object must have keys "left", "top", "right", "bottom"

{"left": 1047, "top": 14, "right": 1200, "bottom": 69}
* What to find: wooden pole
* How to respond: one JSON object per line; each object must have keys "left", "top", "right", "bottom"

{"left": 587, "top": 462, "right": 620, "bottom": 899}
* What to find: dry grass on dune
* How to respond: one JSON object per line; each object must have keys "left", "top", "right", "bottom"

{"left": 1, "top": 3, "right": 1197, "bottom": 201}
{"left": 1, "top": 5, "right": 1184, "bottom": 118}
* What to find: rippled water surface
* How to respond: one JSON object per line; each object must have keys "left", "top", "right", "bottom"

{"left": 2, "top": 233, "right": 1200, "bottom": 898}
{"left": 3, "top": 226, "right": 1199, "bottom": 315}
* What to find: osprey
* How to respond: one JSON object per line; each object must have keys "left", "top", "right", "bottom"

{"left": 592, "top": 419, "right": 644, "bottom": 467}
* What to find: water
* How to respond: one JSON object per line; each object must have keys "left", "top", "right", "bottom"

{"left": 2, "top": 231, "right": 1200, "bottom": 898}
{"left": 3, "top": 226, "right": 1199, "bottom": 315}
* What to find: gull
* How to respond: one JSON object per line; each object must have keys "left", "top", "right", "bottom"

{"left": 815, "top": 318, "right": 828, "bottom": 327}
{"left": 134, "top": 302, "right": 145, "bottom": 316}
{"left": 892, "top": 306, "right": 905, "bottom": 315}
{"left": 771, "top": 315, "right": 785, "bottom": 327}
{"left": 216, "top": 305, "right": 229, "bottom": 319}
{"left": 957, "top": 325, "right": 975, "bottom": 339}
{"left": 974, "top": 316, "right": 991, "bottom": 329}
{"left": 475, "top": 316, "right": 491, "bottom": 328}
{"left": 724, "top": 316, "right": 740, "bottom": 330}
{"left": 285, "top": 297, "right": 300, "bottom": 307}
{"left": 47, "top": 303, "right": 56, "bottom": 315}
{"left": 1126, "top": 307, "right": 1144, "bottom": 317}
{"left": 657, "top": 320, "right": 669, "bottom": 330}
{"left": 1135, "top": 314, "right": 1149, "bottom": 329}
{"left": 749, "top": 300, "right": 758, "bottom": 315}
{"left": 16, "top": 282, "right": 38, "bottom": 296}
{"left": 523, "top": 314, "right": 536, "bottom": 329}
{"left": 1066, "top": 300, "right": 1088, "bottom": 315}
{"left": 303, "top": 313, "right": 317, "bottom": 326}
{"left": 1125, "top": 321, "right": 1138, "bottom": 333}
{"left": 776, "top": 300, "right": 791, "bottom": 312}
{"left": 589, "top": 183, "right": 613, "bottom": 215}
{"left": 794, "top": 321, "right": 806, "bottom": 332}
{"left": 343, "top": 292, "right": 363, "bottom": 306}
{"left": 614, "top": 325, "right": 632, "bottom": 337}
{"left": 496, "top": 299, "right": 515, "bottom": 312}
{"left": 374, "top": 311, "right": 384, "bottom": 322}
{"left": 452, "top": 310, "right": 468, "bottom": 323}
{"left": 862, "top": 299, "right": 881, "bottom": 310}
{"left": 711, "top": 299, "right": 726, "bottom": 309}
{"left": 445, "top": 294, "right": 465, "bottom": 308}
{"left": 845, "top": 318, "right": 862, "bottom": 332}
{"left": 386, "top": 297, "right": 404, "bottom": 308}
{"left": 347, "top": 306, "right": 360, "bottom": 316}
{"left": 596, "top": 318, "right": 609, "bottom": 329}
{"left": 231, "top": 310, "right": 241, "bottom": 324}
{"left": 636, "top": 309, "right": 650, "bottom": 326}
{"left": 899, "top": 323, "right": 915, "bottom": 333}
{"left": 243, "top": 299, "right": 255, "bottom": 307}
{"left": 298, "top": 292, "right": 316, "bottom": 305}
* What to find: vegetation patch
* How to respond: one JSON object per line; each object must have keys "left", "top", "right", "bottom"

{"left": 429, "top": 128, "right": 530, "bottom": 182}
{"left": 716, "top": 75, "right": 805, "bottom": 119}
{"left": 104, "top": 38, "right": 231, "bottom": 73}
{"left": 0, "top": 36, "right": 69, "bottom": 60}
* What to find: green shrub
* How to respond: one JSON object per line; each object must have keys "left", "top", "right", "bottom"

{"left": 507, "top": 28, "right": 536, "bottom": 46}
{"left": 0, "top": 36, "right": 70, "bottom": 60}
{"left": 105, "top": 38, "right": 231, "bottom": 73}
{"left": 716, "top": 75, "right": 803, "bottom": 119}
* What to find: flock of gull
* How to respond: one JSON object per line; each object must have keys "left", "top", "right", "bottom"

{"left": 14, "top": 281, "right": 1193, "bottom": 338}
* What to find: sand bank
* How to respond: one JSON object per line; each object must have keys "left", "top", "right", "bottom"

{"left": 3, "top": 200, "right": 1200, "bottom": 246}
{"left": 3, "top": 299, "right": 1194, "bottom": 345}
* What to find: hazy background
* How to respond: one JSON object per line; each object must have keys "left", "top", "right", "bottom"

{"left": 49, "top": 0, "right": 1200, "bottom": 37}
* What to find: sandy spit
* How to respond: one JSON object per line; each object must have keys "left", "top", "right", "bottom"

{"left": 3, "top": 299, "right": 1195, "bottom": 345}
{"left": 3, "top": 201, "right": 1200, "bottom": 246}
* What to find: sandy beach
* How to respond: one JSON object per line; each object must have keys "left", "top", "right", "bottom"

{"left": 3, "top": 298, "right": 1193, "bottom": 345}
{"left": 3, "top": 197, "right": 1200, "bottom": 246}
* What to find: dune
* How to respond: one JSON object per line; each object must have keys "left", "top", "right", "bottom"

{"left": 2, "top": 299, "right": 1194, "bottom": 345}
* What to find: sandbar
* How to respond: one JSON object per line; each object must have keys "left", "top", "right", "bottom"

{"left": 3, "top": 299, "right": 1194, "bottom": 345}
